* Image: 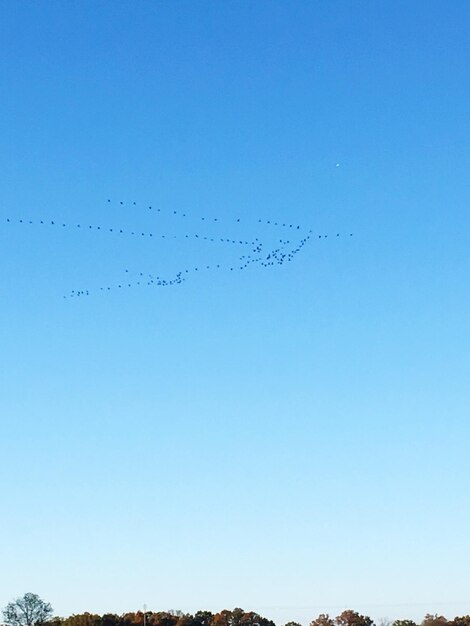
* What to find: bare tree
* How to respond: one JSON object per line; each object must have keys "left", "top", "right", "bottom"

{"left": 3, "top": 593, "right": 53, "bottom": 626}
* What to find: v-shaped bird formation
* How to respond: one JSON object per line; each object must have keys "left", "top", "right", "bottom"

{"left": 4, "top": 198, "right": 352, "bottom": 298}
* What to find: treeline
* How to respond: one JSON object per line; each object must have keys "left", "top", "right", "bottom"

{"left": 49, "top": 609, "right": 273, "bottom": 626}
{"left": 48, "top": 608, "right": 470, "bottom": 626}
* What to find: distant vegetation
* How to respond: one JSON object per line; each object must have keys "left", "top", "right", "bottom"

{"left": 54, "top": 609, "right": 468, "bottom": 626}
{"left": 2, "top": 595, "right": 470, "bottom": 626}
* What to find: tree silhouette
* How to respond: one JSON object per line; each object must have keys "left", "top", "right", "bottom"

{"left": 3, "top": 593, "right": 53, "bottom": 626}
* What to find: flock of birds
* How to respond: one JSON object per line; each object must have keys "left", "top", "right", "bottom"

{"left": 4, "top": 198, "right": 353, "bottom": 298}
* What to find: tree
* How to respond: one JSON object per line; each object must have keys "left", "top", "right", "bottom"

{"left": 3, "top": 594, "right": 53, "bottom": 626}
{"left": 392, "top": 620, "right": 417, "bottom": 626}
{"left": 147, "top": 613, "right": 179, "bottom": 626}
{"left": 211, "top": 610, "right": 274, "bottom": 626}
{"left": 311, "top": 615, "right": 335, "bottom": 626}
{"left": 193, "top": 612, "right": 214, "bottom": 626}
{"left": 335, "top": 611, "right": 374, "bottom": 626}
{"left": 100, "top": 615, "right": 120, "bottom": 626}
{"left": 421, "top": 615, "right": 447, "bottom": 626}
{"left": 62, "top": 614, "right": 101, "bottom": 626}
{"left": 452, "top": 617, "right": 470, "bottom": 626}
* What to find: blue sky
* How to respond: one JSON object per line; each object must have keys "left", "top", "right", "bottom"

{"left": 1, "top": 1, "right": 470, "bottom": 623}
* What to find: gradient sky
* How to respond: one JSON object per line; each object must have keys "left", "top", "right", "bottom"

{"left": 1, "top": 1, "right": 470, "bottom": 624}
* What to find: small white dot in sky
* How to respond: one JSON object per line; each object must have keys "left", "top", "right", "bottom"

{"left": 335, "top": 163, "right": 340, "bottom": 167}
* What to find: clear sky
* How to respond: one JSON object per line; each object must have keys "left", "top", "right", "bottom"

{"left": 1, "top": 1, "right": 470, "bottom": 624}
